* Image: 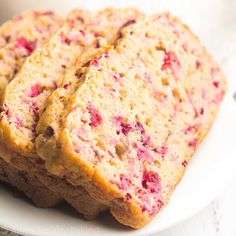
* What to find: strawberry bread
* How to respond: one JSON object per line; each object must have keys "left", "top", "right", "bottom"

{"left": 0, "top": 8, "right": 144, "bottom": 219}
{"left": 0, "top": 9, "right": 63, "bottom": 207}
{"left": 36, "top": 12, "right": 226, "bottom": 228}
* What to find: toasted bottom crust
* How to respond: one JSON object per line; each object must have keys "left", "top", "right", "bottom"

{"left": 0, "top": 144, "right": 107, "bottom": 219}
{"left": 38, "top": 174, "right": 107, "bottom": 219}
{"left": 0, "top": 157, "right": 62, "bottom": 207}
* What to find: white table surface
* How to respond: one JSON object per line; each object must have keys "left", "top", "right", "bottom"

{"left": 0, "top": 0, "right": 236, "bottom": 235}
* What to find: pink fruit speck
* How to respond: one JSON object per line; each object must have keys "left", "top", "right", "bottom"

{"left": 139, "top": 170, "right": 164, "bottom": 215}
{"left": 63, "top": 83, "right": 69, "bottom": 89}
{"left": 160, "top": 145, "right": 168, "bottom": 155}
{"left": 61, "top": 31, "right": 81, "bottom": 45}
{"left": 121, "top": 19, "right": 136, "bottom": 29}
{"left": 142, "top": 171, "right": 161, "bottom": 190}
{"left": 121, "top": 123, "right": 132, "bottom": 135}
{"left": 154, "top": 145, "right": 168, "bottom": 156}
{"left": 14, "top": 15, "right": 23, "bottom": 21}
{"left": 211, "top": 67, "right": 220, "bottom": 77}
{"left": 31, "top": 102, "right": 40, "bottom": 120}
{"left": 135, "top": 121, "right": 145, "bottom": 135}
{"left": 87, "top": 103, "right": 103, "bottom": 127}
{"left": 94, "top": 149, "right": 100, "bottom": 159}
{"left": 79, "top": 29, "right": 85, "bottom": 36}
{"left": 60, "top": 33, "right": 71, "bottom": 45}
{"left": 142, "top": 135, "right": 151, "bottom": 147}
{"left": 213, "top": 90, "right": 225, "bottom": 104}
{"left": 196, "top": 60, "right": 202, "bottom": 69}
{"left": 201, "top": 89, "right": 207, "bottom": 99}
{"left": 213, "top": 81, "right": 219, "bottom": 88}
{"left": 91, "top": 59, "right": 100, "bottom": 67}
{"left": 113, "top": 116, "right": 123, "bottom": 124}
{"left": 182, "top": 43, "right": 188, "bottom": 52}
{"left": 94, "top": 32, "right": 101, "bottom": 37}
{"left": 136, "top": 146, "right": 153, "bottom": 162}
{"left": 126, "top": 193, "right": 132, "bottom": 200}
{"left": 113, "top": 116, "right": 132, "bottom": 135}
{"left": 117, "top": 175, "right": 131, "bottom": 190}
{"left": 2, "top": 104, "right": 10, "bottom": 118}
{"left": 188, "top": 138, "right": 198, "bottom": 148}
{"left": 144, "top": 72, "right": 152, "bottom": 83}
{"left": 162, "top": 51, "right": 182, "bottom": 79}
{"left": 15, "top": 117, "right": 23, "bottom": 128}
{"left": 113, "top": 73, "right": 120, "bottom": 81}
{"left": 29, "top": 84, "right": 43, "bottom": 98}
{"left": 16, "top": 37, "right": 36, "bottom": 54}
{"left": 74, "top": 147, "right": 80, "bottom": 153}
{"left": 31, "top": 123, "right": 37, "bottom": 134}
{"left": 200, "top": 108, "right": 204, "bottom": 115}
{"left": 68, "top": 31, "right": 83, "bottom": 44}
{"left": 185, "top": 124, "right": 199, "bottom": 135}
{"left": 104, "top": 51, "right": 110, "bottom": 59}
{"left": 141, "top": 200, "right": 163, "bottom": 216}
{"left": 113, "top": 72, "right": 124, "bottom": 81}
{"left": 182, "top": 160, "right": 188, "bottom": 167}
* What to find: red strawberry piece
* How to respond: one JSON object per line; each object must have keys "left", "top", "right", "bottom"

{"left": 136, "top": 146, "right": 153, "bottom": 162}
{"left": 16, "top": 37, "right": 36, "bottom": 54}
{"left": 162, "top": 51, "right": 182, "bottom": 79}
{"left": 29, "top": 84, "right": 43, "bottom": 98}
{"left": 188, "top": 138, "right": 198, "bottom": 148}
{"left": 87, "top": 103, "right": 103, "bottom": 127}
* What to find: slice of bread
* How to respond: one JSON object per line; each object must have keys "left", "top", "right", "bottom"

{"left": 36, "top": 13, "right": 226, "bottom": 228}
{"left": 0, "top": 9, "right": 63, "bottom": 207}
{"left": 0, "top": 8, "right": 144, "bottom": 219}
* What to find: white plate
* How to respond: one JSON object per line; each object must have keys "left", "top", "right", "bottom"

{"left": 0, "top": 0, "right": 236, "bottom": 235}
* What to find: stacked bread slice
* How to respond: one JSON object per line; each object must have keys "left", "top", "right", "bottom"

{"left": 0, "top": 9, "right": 63, "bottom": 207}
{"left": 0, "top": 9, "right": 226, "bottom": 228}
